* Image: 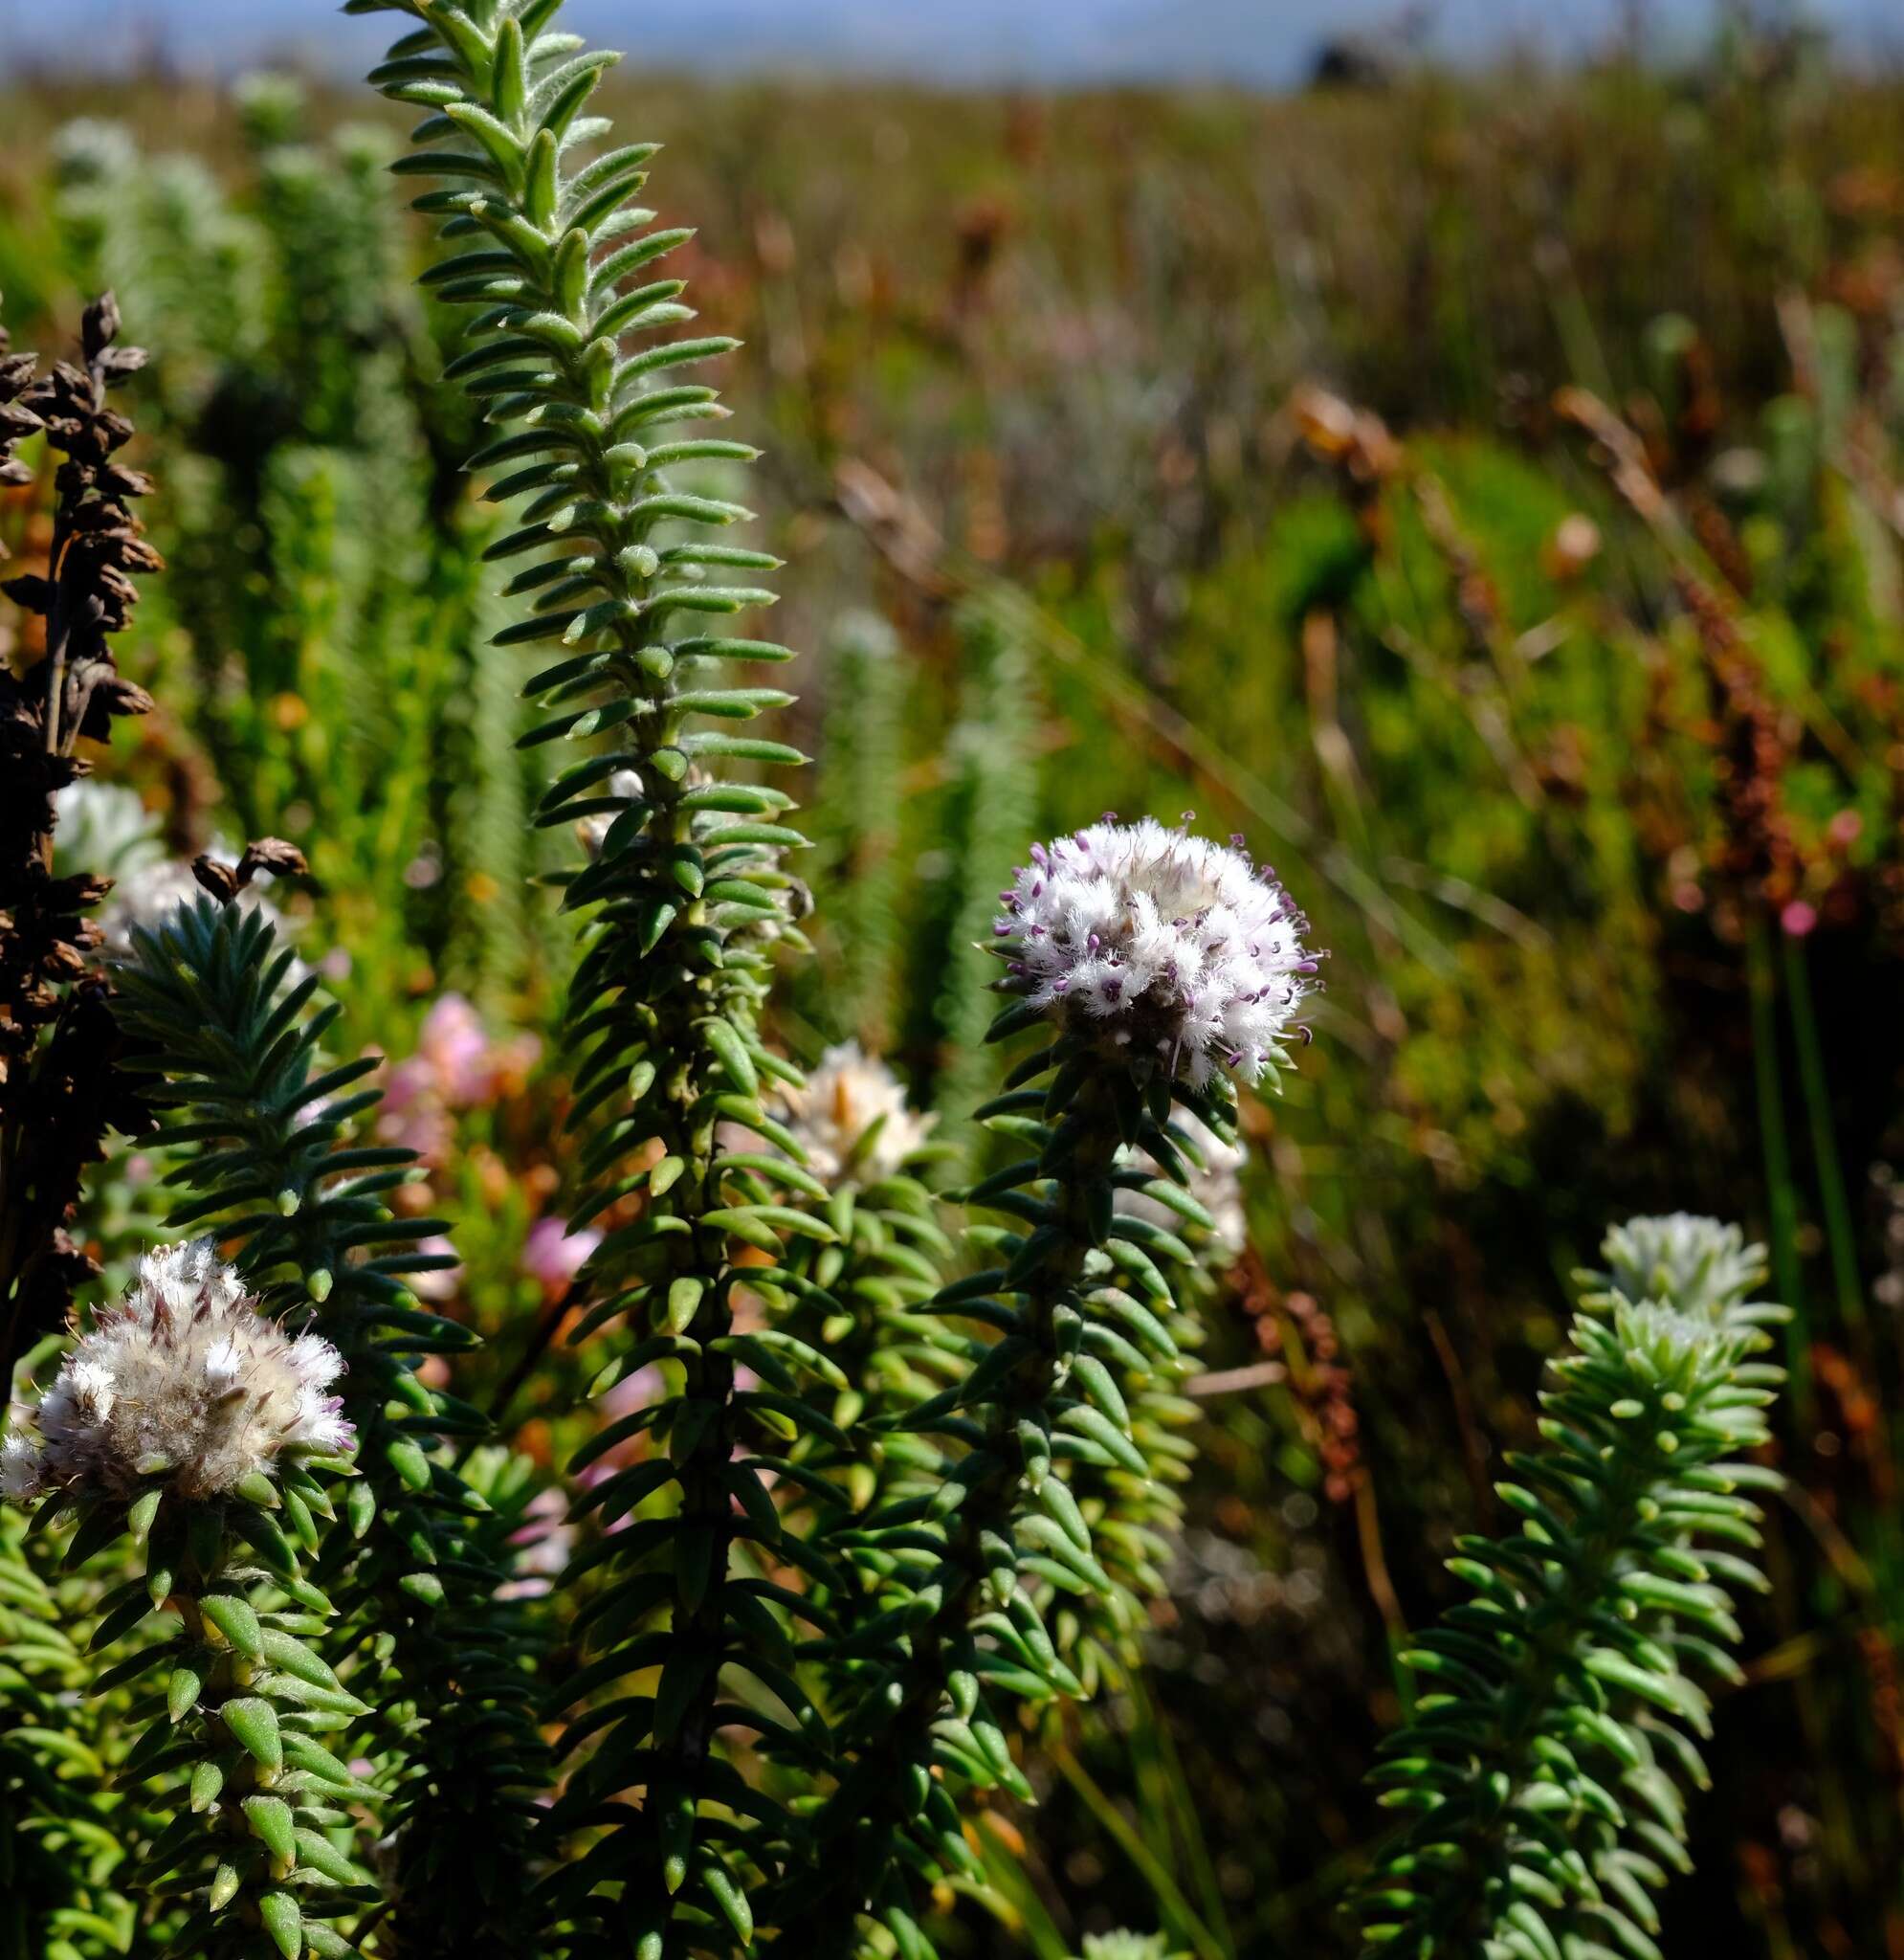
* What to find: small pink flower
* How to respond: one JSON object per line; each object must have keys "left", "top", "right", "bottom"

{"left": 418, "top": 994, "right": 495, "bottom": 1107}
{"left": 380, "top": 1055, "right": 431, "bottom": 1119}
{"left": 409, "top": 1236, "right": 464, "bottom": 1303}
{"left": 1781, "top": 900, "right": 1818, "bottom": 939}
{"left": 498, "top": 1486, "right": 575, "bottom": 1599}
{"left": 521, "top": 1217, "right": 601, "bottom": 1294}
{"left": 598, "top": 1362, "right": 662, "bottom": 1423}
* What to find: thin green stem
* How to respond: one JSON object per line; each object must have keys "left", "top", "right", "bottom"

{"left": 1050, "top": 1739, "right": 1229, "bottom": 1960}
{"left": 1781, "top": 932, "right": 1866, "bottom": 1337}
{"left": 1125, "top": 1669, "right": 1232, "bottom": 1954}
{"left": 1748, "top": 919, "right": 1809, "bottom": 1421}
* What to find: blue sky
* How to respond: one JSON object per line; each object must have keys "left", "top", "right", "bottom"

{"left": 0, "top": 0, "right": 1895, "bottom": 86}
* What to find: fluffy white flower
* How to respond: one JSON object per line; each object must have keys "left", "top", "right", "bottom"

{"left": 1, "top": 1433, "right": 42, "bottom": 1503}
{"left": 777, "top": 1042, "right": 934, "bottom": 1182}
{"left": 3, "top": 1240, "right": 353, "bottom": 1504}
{"left": 1118, "top": 1111, "right": 1249, "bottom": 1258}
{"left": 996, "top": 817, "right": 1317, "bottom": 1088}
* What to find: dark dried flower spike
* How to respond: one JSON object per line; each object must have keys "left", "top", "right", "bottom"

{"left": 0, "top": 302, "right": 45, "bottom": 494}
{"left": 0, "top": 291, "right": 158, "bottom": 1377}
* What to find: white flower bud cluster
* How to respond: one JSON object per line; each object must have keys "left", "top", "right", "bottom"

{"left": 996, "top": 817, "right": 1317, "bottom": 1088}
{"left": 1595, "top": 1214, "right": 1767, "bottom": 1319}
{"left": 2, "top": 1240, "right": 352, "bottom": 1504}
{"left": 777, "top": 1042, "right": 935, "bottom": 1183}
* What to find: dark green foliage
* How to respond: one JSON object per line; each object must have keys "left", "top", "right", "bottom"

{"left": 42, "top": 1463, "right": 374, "bottom": 1960}
{"left": 1356, "top": 1216, "right": 1787, "bottom": 1959}
{"left": 778, "top": 1013, "right": 1246, "bottom": 1954}
{"left": 1052, "top": 1158, "right": 1222, "bottom": 1699}
{"left": 771, "top": 1140, "right": 960, "bottom": 1536}
{"left": 0, "top": 1510, "right": 137, "bottom": 1960}
{"left": 111, "top": 895, "right": 552, "bottom": 1960}
{"left": 348, "top": 3, "right": 835, "bottom": 1949}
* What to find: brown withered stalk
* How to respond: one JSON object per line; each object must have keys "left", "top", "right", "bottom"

{"left": 0, "top": 293, "right": 159, "bottom": 1378}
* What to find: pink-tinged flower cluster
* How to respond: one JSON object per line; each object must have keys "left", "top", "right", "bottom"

{"left": 379, "top": 994, "right": 541, "bottom": 1165}
{"left": 995, "top": 817, "right": 1317, "bottom": 1088}
{"left": 498, "top": 1485, "right": 575, "bottom": 1601}
{"left": 407, "top": 1236, "right": 465, "bottom": 1304}
{"left": 2, "top": 1240, "right": 352, "bottom": 1504}
{"left": 520, "top": 1217, "right": 601, "bottom": 1296}
{"left": 776, "top": 1042, "right": 935, "bottom": 1182}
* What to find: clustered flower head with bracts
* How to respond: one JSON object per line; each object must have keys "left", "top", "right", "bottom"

{"left": 776, "top": 1041, "right": 936, "bottom": 1182}
{"left": 996, "top": 816, "right": 1318, "bottom": 1087}
{"left": 1, "top": 1239, "right": 352, "bottom": 1505}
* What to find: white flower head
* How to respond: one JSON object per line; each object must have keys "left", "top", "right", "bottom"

{"left": 2, "top": 1239, "right": 353, "bottom": 1505}
{"left": 996, "top": 816, "right": 1317, "bottom": 1088}
{"left": 777, "top": 1042, "right": 934, "bottom": 1183}
{"left": 1118, "top": 1110, "right": 1249, "bottom": 1258}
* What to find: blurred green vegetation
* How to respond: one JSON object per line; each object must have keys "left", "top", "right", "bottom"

{"left": 4, "top": 27, "right": 1904, "bottom": 1957}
